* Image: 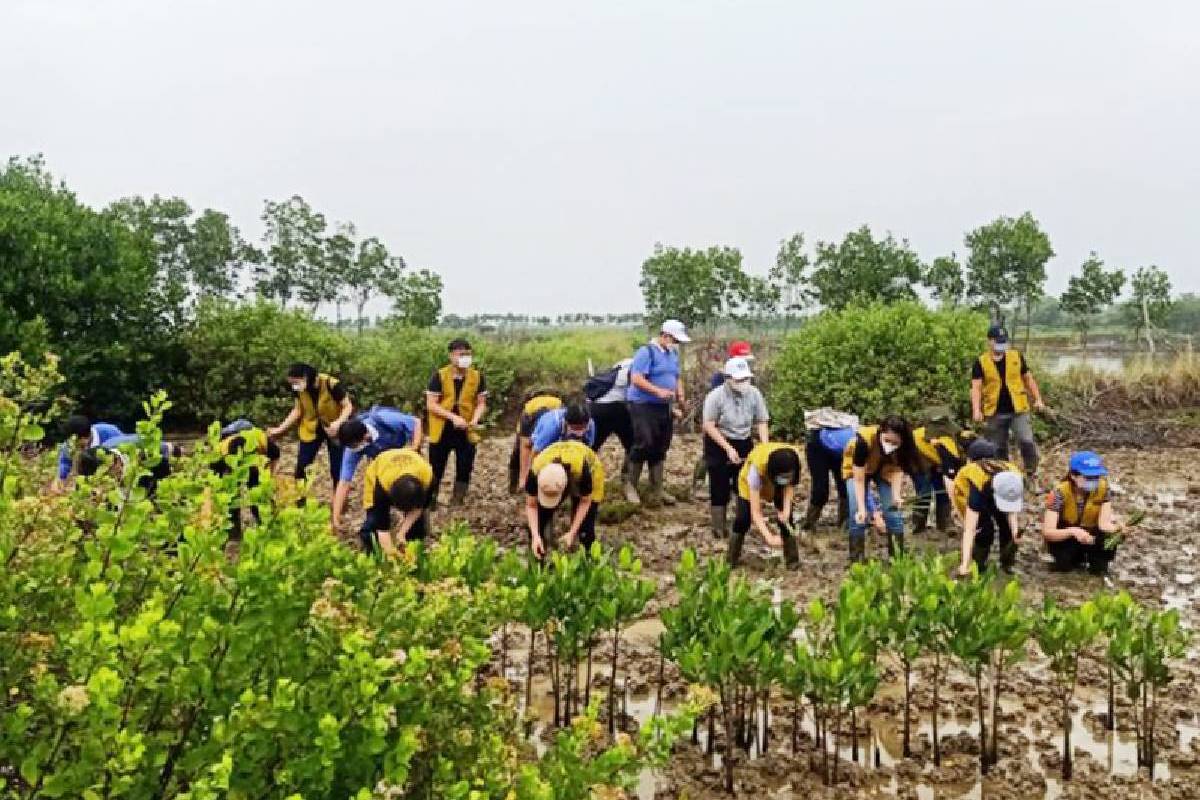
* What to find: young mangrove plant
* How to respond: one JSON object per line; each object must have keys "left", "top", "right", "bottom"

{"left": 595, "top": 543, "right": 656, "bottom": 737}
{"left": 1034, "top": 596, "right": 1102, "bottom": 780}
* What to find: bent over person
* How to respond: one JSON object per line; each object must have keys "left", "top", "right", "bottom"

{"left": 952, "top": 439, "right": 1024, "bottom": 575}
{"left": 728, "top": 443, "right": 801, "bottom": 569}
{"left": 212, "top": 420, "right": 281, "bottom": 540}
{"left": 525, "top": 440, "right": 605, "bottom": 559}
{"left": 55, "top": 414, "right": 125, "bottom": 490}
{"left": 268, "top": 363, "right": 353, "bottom": 486}
{"left": 333, "top": 406, "right": 421, "bottom": 530}
{"left": 843, "top": 417, "right": 919, "bottom": 563}
{"left": 425, "top": 338, "right": 487, "bottom": 506}
{"left": 508, "top": 390, "right": 562, "bottom": 493}
{"left": 971, "top": 324, "right": 1045, "bottom": 479}
{"left": 359, "top": 448, "right": 434, "bottom": 557}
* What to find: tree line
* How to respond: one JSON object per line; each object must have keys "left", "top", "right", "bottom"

{"left": 640, "top": 213, "right": 1183, "bottom": 349}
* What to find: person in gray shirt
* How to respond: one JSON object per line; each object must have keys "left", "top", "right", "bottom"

{"left": 701, "top": 357, "right": 770, "bottom": 538}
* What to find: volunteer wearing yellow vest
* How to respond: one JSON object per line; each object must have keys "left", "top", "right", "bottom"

{"left": 970, "top": 324, "right": 1045, "bottom": 478}
{"left": 360, "top": 448, "right": 434, "bottom": 557}
{"left": 525, "top": 440, "right": 605, "bottom": 559}
{"left": 910, "top": 407, "right": 969, "bottom": 534}
{"left": 210, "top": 420, "right": 281, "bottom": 540}
{"left": 952, "top": 439, "right": 1024, "bottom": 576}
{"left": 1042, "top": 451, "right": 1128, "bottom": 575}
{"left": 268, "top": 363, "right": 353, "bottom": 486}
{"left": 425, "top": 338, "right": 488, "bottom": 507}
{"left": 728, "top": 443, "right": 801, "bottom": 569}
{"left": 508, "top": 390, "right": 562, "bottom": 493}
{"left": 843, "top": 417, "right": 919, "bottom": 564}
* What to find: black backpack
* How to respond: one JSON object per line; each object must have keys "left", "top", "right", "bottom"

{"left": 583, "top": 365, "right": 622, "bottom": 401}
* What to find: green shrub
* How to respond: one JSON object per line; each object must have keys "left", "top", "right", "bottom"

{"left": 770, "top": 302, "right": 988, "bottom": 436}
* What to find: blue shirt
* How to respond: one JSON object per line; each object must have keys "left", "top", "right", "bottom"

{"left": 818, "top": 426, "right": 856, "bottom": 457}
{"left": 338, "top": 406, "right": 419, "bottom": 483}
{"left": 626, "top": 343, "right": 680, "bottom": 405}
{"left": 531, "top": 407, "right": 597, "bottom": 453}
{"left": 58, "top": 422, "right": 124, "bottom": 480}
{"left": 99, "top": 434, "right": 172, "bottom": 462}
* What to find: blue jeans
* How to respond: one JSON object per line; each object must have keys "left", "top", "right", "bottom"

{"left": 846, "top": 477, "right": 904, "bottom": 543}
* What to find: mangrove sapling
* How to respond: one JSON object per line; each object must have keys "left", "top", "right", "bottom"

{"left": 924, "top": 564, "right": 958, "bottom": 766}
{"left": 878, "top": 553, "right": 940, "bottom": 758}
{"left": 1034, "top": 597, "right": 1103, "bottom": 781}
{"left": 596, "top": 543, "right": 656, "bottom": 737}
{"left": 986, "top": 579, "right": 1031, "bottom": 770}
{"left": 1095, "top": 590, "right": 1139, "bottom": 733}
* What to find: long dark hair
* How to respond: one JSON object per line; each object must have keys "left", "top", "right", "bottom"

{"left": 879, "top": 414, "right": 919, "bottom": 476}
{"left": 287, "top": 362, "right": 317, "bottom": 389}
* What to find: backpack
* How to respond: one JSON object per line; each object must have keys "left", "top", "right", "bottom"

{"left": 584, "top": 366, "right": 622, "bottom": 401}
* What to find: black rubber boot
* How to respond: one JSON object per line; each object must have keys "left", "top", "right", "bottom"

{"left": 649, "top": 463, "right": 676, "bottom": 506}
{"left": 710, "top": 506, "right": 728, "bottom": 539}
{"left": 781, "top": 524, "right": 800, "bottom": 569}
{"left": 910, "top": 504, "right": 929, "bottom": 534}
{"left": 1000, "top": 541, "right": 1018, "bottom": 573}
{"left": 836, "top": 497, "right": 849, "bottom": 529}
{"left": 727, "top": 527, "right": 746, "bottom": 567}
{"left": 450, "top": 481, "right": 469, "bottom": 507}
{"left": 935, "top": 501, "right": 952, "bottom": 532}
{"left": 848, "top": 537, "right": 866, "bottom": 565}
{"left": 800, "top": 504, "right": 822, "bottom": 531}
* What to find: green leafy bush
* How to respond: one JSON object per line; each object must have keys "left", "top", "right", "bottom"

{"left": 770, "top": 302, "right": 988, "bottom": 435}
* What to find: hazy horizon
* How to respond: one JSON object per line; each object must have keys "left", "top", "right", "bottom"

{"left": 4, "top": 1, "right": 1198, "bottom": 316}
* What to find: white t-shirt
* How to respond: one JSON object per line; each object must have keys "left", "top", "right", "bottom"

{"left": 596, "top": 358, "right": 634, "bottom": 404}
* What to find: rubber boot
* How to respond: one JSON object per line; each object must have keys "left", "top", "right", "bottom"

{"left": 910, "top": 503, "right": 929, "bottom": 534}
{"left": 649, "top": 462, "right": 676, "bottom": 506}
{"left": 624, "top": 461, "right": 643, "bottom": 504}
{"left": 780, "top": 524, "right": 800, "bottom": 569}
{"left": 935, "top": 501, "right": 952, "bottom": 533}
{"left": 886, "top": 533, "right": 904, "bottom": 559}
{"left": 450, "top": 481, "right": 469, "bottom": 507}
{"left": 710, "top": 505, "right": 728, "bottom": 539}
{"left": 727, "top": 526, "right": 746, "bottom": 566}
{"left": 800, "top": 504, "right": 822, "bottom": 531}
{"left": 848, "top": 536, "right": 866, "bottom": 565}
{"left": 1000, "top": 541, "right": 1017, "bottom": 573}
{"left": 836, "top": 497, "right": 849, "bottom": 529}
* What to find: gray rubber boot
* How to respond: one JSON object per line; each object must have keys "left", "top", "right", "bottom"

{"left": 710, "top": 505, "right": 728, "bottom": 538}
{"left": 624, "top": 461, "right": 644, "bottom": 504}
{"left": 649, "top": 462, "right": 676, "bottom": 506}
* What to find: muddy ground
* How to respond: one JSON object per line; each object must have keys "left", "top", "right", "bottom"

{"left": 281, "top": 432, "right": 1200, "bottom": 800}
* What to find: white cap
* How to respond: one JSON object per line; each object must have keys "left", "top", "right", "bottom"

{"left": 992, "top": 471, "right": 1024, "bottom": 513}
{"left": 660, "top": 319, "right": 691, "bottom": 343}
{"left": 537, "top": 463, "right": 568, "bottom": 508}
{"left": 724, "top": 357, "right": 753, "bottom": 380}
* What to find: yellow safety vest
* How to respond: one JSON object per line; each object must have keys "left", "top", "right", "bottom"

{"left": 532, "top": 440, "right": 606, "bottom": 502}
{"left": 363, "top": 448, "right": 433, "bottom": 510}
{"left": 978, "top": 350, "right": 1029, "bottom": 416}
{"left": 840, "top": 426, "right": 900, "bottom": 481}
{"left": 1056, "top": 477, "right": 1109, "bottom": 528}
{"left": 295, "top": 374, "right": 345, "bottom": 442}
{"left": 427, "top": 365, "right": 482, "bottom": 445}
{"left": 913, "top": 427, "right": 962, "bottom": 472}
{"left": 951, "top": 459, "right": 1021, "bottom": 516}
{"left": 219, "top": 427, "right": 270, "bottom": 457}
{"left": 738, "top": 442, "right": 802, "bottom": 503}
{"left": 519, "top": 394, "right": 563, "bottom": 432}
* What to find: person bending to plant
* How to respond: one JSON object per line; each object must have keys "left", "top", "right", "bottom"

{"left": 507, "top": 389, "right": 562, "bottom": 493}
{"left": 209, "top": 420, "right": 281, "bottom": 540}
{"left": 910, "top": 406, "right": 972, "bottom": 533}
{"left": 525, "top": 439, "right": 606, "bottom": 559}
{"left": 728, "top": 443, "right": 801, "bottom": 568}
{"left": 358, "top": 448, "right": 434, "bottom": 558}
{"left": 78, "top": 434, "right": 181, "bottom": 497}
{"left": 843, "top": 416, "right": 919, "bottom": 563}
{"left": 52, "top": 413, "right": 126, "bottom": 491}
{"left": 268, "top": 362, "right": 353, "bottom": 490}
{"left": 1042, "top": 451, "right": 1131, "bottom": 576}
{"left": 952, "top": 439, "right": 1025, "bottom": 576}
{"left": 332, "top": 406, "right": 422, "bottom": 531}
{"left": 799, "top": 408, "right": 858, "bottom": 530}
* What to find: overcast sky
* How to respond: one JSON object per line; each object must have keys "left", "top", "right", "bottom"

{"left": 4, "top": 1, "right": 1198, "bottom": 316}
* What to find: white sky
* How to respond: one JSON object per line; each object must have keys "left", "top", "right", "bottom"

{"left": 4, "top": 1, "right": 1198, "bottom": 315}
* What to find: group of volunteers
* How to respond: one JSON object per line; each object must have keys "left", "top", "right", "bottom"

{"left": 53, "top": 321, "right": 1132, "bottom": 577}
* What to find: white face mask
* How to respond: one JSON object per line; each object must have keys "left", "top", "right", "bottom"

{"left": 881, "top": 440, "right": 899, "bottom": 455}
{"left": 1080, "top": 478, "right": 1100, "bottom": 492}
{"left": 993, "top": 342, "right": 1009, "bottom": 354}
{"left": 774, "top": 474, "right": 792, "bottom": 487}
{"left": 289, "top": 382, "right": 305, "bottom": 393}
{"left": 455, "top": 355, "right": 473, "bottom": 369}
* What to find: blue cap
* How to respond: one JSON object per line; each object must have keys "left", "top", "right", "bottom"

{"left": 1069, "top": 451, "right": 1108, "bottom": 477}
{"left": 987, "top": 324, "right": 1009, "bottom": 343}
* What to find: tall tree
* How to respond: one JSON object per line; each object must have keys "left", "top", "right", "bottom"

{"left": 925, "top": 254, "right": 965, "bottom": 307}
{"left": 344, "top": 236, "right": 406, "bottom": 333}
{"left": 1059, "top": 253, "right": 1125, "bottom": 348}
{"left": 964, "top": 212, "right": 1053, "bottom": 341}
{"left": 322, "top": 223, "right": 357, "bottom": 324}
{"left": 258, "top": 195, "right": 327, "bottom": 307}
{"left": 186, "top": 209, "right": 261, "bottom": 299}
{"left": 809, "top": 225, "right": 924, "bottom": 310}
{"left": 1122, "top": 266, "right": 1173, "bottom": 352}
{"left": 639, "top": 244, "right": 756, "bottom": 331}
{"left": 769, "top": 233, "right": 811, "bottom": 327}
{"left": 388, "top": 268, "right": 443, "bottom": 328}
{"left": 106, "top": 194, "right": 195, "bottom": 319}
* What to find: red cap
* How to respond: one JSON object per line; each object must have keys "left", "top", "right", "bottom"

{"left": 727, "top": 340, "right": 753, "bottom": 358}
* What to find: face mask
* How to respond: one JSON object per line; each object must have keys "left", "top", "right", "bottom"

{"left": 1081, "top": 478, "right": 1100, "bottom": 492}
{"left": 994, "top": 342, "right": 1009, "bottom": 354}
{"left": 289, "top": 382, "right": 305, "bottom": 393}
{"left": 730, "top": 380, "right": 750, "bottom": 394}
{"left": 881, "top": 441, "right": 899, "bottom": 455}
{"left": 774, "top": 474, "right": 793, "bottom": 487}
{"left": 456, "top": 355, "right": 473, "bottom": 369}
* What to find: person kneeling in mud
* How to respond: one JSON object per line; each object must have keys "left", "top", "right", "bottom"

{"left": 1042, "top": 451, "right": 1130, "bottom": 576}
{"left": 953, "top": 439, "right": 1025, "bottom": 576}
{"left": 211, "top": 420, "right": 281, "bottom": 540}
{"left": 78, "top": 434, "right": 181, "bottom": 498}
{"left": 359, "top": 448, "right": 434, "bottom": 558}
{"left": 525, "top": 439, "right": 605, "bottom": 560}
{"left": 728, "top": 443, "right": 801, "bottom": 569}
